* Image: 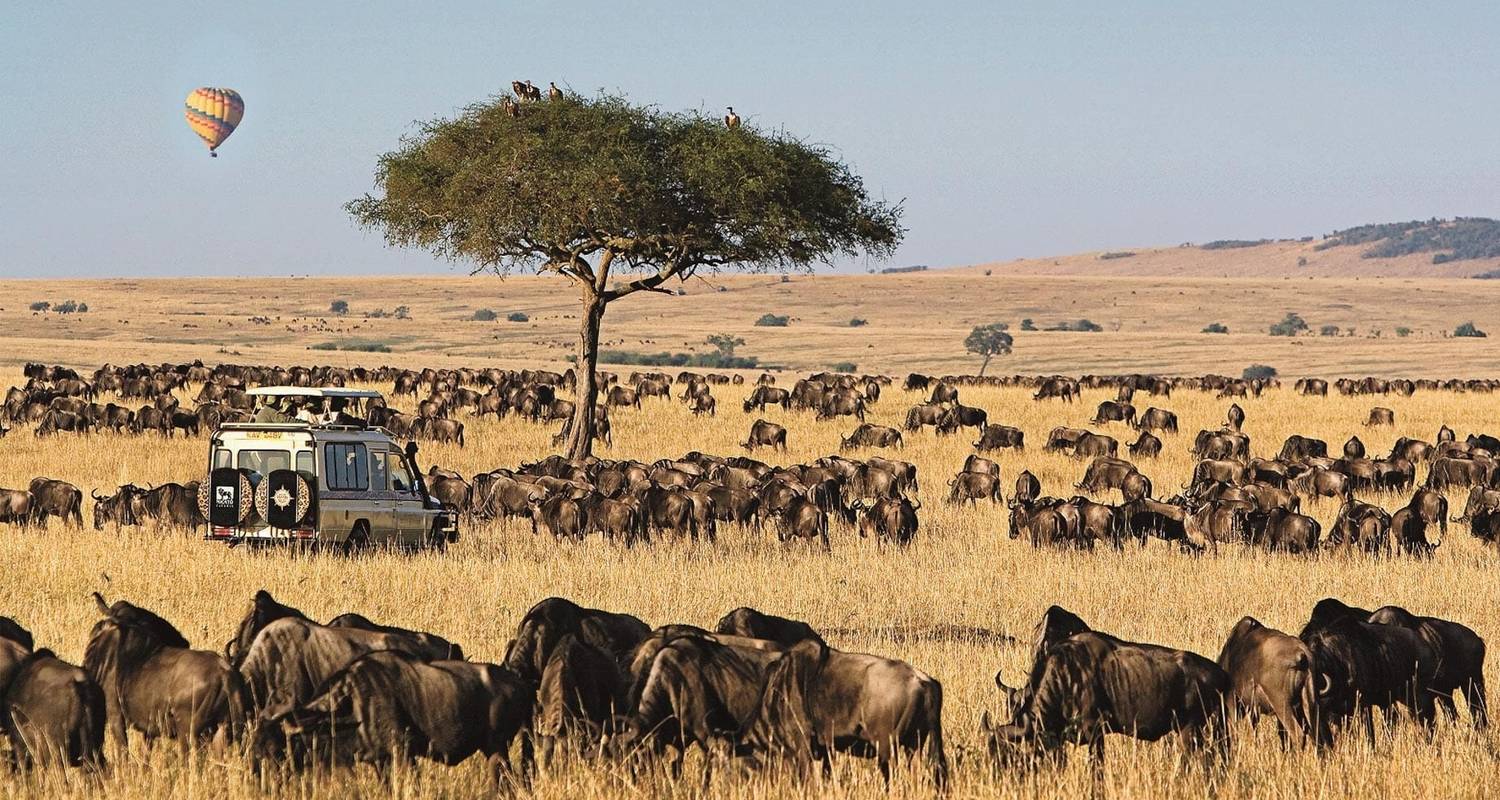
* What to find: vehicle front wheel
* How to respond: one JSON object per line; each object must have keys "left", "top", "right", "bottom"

{"left": 341, "top": 523, "right": 370, "bottom": 556}
{"left": 426, "top": 523, "right": 448, "bottom": 553}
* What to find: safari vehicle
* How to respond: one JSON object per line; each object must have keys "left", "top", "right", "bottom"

{"left": 201, "top": 387, "right": 457, "bottom": 550}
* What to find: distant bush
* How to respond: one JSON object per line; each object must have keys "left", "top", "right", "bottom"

{"left": 1472, "top": 269, "right": 1500, "bottom": 279}
{"left": 829, "top": 362, "right": 858, "bottom": 373}
{"left": 1046, "top": 319, "right": 1102, "bottom": 332}
{"left": 848, "top": 318, "right": 868, "bottom": 327}
{"left": 330, "top": 300, "right": 349, "bottom": 315}
{"left": 1201, "top": 239, "right": 1270, "bottom": 250}
{"left": 1455, "top": 321, "right": 1487, "bottom": 338}
{"left": 1243, "top": 364, "right": 1278, "bottom": 380}
{"left": 1269, "top": 312, "right": 1308, "bottom": 337}
{"left": 1319, "top": 324, "right": 1340, "bottom": 337}
{"left": 29, "top": 301, "right": 49, "bottom": 312}
{"left": 1319, "top": 217, "right": 1500, "bottom": 264}
{"left": 55, "top": 300, "right": 84, "bottom": 313}
{"left": 1395, "top": 326, "right": 1412, "bottom": 337}
{"left": 310, "top": 340, "right": 392, "bottom": 353}
{"left": 506, "top": 311, "right": 530, "bottom": 323}
{"left": 755, "top": 313, "right": 789, "bottom": 327}
{"left": 1099, "top": 251, "right": 1136, "bottom": 260}
{"left": 880, "top": 265, "right": 928, "bottom": 274}
{"left": 598, "top": 350, "right": 758, "bottom": 369}
{"left": 394, "top": 305, "right": 410, "bottom": 319}
{"left": 1297, "top": 256, "right": 1308, "bottom": 267}
{"left": 365, "top": 308, "right": 391, "bottom": 319}
{"left": 1201, "top": 322, "right": 1229, "bottom": 334}
{"left": 471, "top": 308, "right": 498, "bottom": 321}
{"left": 1020, "top": 318, "right": 1037, "bottom": 331}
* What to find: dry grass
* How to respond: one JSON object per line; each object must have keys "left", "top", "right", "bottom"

{"left": 6, "top": 272, "right": 1500, "bottom": 379}
{"left": 2, "top": 372, "right": 1498, "bottom": 798}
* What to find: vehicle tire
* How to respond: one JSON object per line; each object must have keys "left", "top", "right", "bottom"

{"left": 427, "top": 522, "right": 447, "bottom": 553}
{"left": 341, "top": 523, "right": 370, "bottom": 556}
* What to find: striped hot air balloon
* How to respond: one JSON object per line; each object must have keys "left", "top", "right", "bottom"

{"left": 184, "top": 87, "right": 244, "bottom": 157}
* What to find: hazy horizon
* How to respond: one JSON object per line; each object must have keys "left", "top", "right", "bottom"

{"left": 4, "top": 2, "right": 1499, "bottom": 278}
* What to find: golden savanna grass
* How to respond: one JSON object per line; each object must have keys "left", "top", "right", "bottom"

{"left": 2, "top": 369, "right": 1499, "bottom": 799}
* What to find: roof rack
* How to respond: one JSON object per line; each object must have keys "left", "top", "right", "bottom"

{"left": 246, "top": 387, "right": 384, "bottom": 400}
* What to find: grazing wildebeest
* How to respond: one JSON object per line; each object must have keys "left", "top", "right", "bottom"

{"left": 1075, "top": 457, "right": 1138, "bottom": 495}
{"left": 503, "top": 597, "right": 651, "bottom": 683}
{"left": 83, "top": 594, "right": 246, "bottom": 748}
{"left": 1217, "top": 617, "right": 1319, "bottom": 745}
{"left": 1072, "top": 432, "right": 1118, "bottom": 459}
{"left": 0, "top": 488, "right": 36, "bottom": 527}
{"left": 854, "top": 496, "right": 920, "bottom": 545}
{"left": 0, "top": 643, "right": 107, "bottom": 770}
{"left": 1343, "top": 435, "right": 1365, "bottom": 459}
{"left": 28, "top": 478, "right": 83, "bottom": 528}
{"left": 1278, "top": 434, "right": 1329, "bottom": 462}
{"left": 742, "top": 419, "right": 787, "bottom": 451}
{"left": 774, "top": 496, "right": 830, "bottom": 551}
{"left": 1128, "top": 430, "right": 1162, "bottom": 458}
{"left": 1091, "top": 400, "right": 1136, "bottom": 427}
{"left": 948, "top": 470, "right": 1003, "bottom": 506}
{"left": 749, "top": 639, "right": 948, "bottom": 788}
{"left": 1366, "top": 605, "right": 1487, "bottom": 728}
{"left": 962, "top": 454, "right": 1000, "bottom": 477}
{"left": 839, "top": 423, "right": 903, "bottom": 450}
{"left": 714, "top": 607, "right": 825, "bottom": 647}
{"left": 1298, "top": 598, "right": 1440, "bottom": 743}
{"left": 1136, "top": 407, "right": 1178, "bottom": 434}
{"left": 252, "top": 650, "right": 534, "bottom": 787}
{"left": 1033, "top": 377, "right": 1078, "bottom": 402}
{"left": 533, "top": 634, "right": 626, "bottom": 761}
{"left": 1244, "top": 508, "right": 1320, "bottom": 553}
{"left": 973, "top": 423, "right": 1024, "bottom": 451}
{"left": 1226, "top": 403, "right": 1245, "bottom": 431}
{"left": 1366, "top": 407, "right": 1395, "bottom": 427}
{"left": 985, "top": 618, "right": 1229, "bottom": 772}
{"left": 1013, "top": 470, "right": 1042, "bottom": 504}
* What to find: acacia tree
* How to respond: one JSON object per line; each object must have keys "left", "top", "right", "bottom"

{"left": 349, "top": 91, "right": 902, "bottom": 459}
{"left": 964, "top": 323, "right": 1013, "bottom": 376}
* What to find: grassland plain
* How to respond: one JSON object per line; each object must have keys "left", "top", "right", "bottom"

{"left": 1, "top": 369, "right": 1498, "bottom": 799}
{"left": 7, "top": 272, "right": 1500, "bottom": 379}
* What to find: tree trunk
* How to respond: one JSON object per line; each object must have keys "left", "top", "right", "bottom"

{"left": 978, "top": 353, "right": 992, "bottom": 377}
{"left": 564, "top": 293, "right": 607, "bottom": 461}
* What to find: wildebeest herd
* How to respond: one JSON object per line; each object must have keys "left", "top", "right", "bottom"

{"left": 8, "top": 361, "right": 1500, "bottom": 561}
{"left": 0, "top": 591, "right": 1483, "bottom": 788}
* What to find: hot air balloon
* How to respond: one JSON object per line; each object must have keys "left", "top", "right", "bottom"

{"left": 184, "top": 87, "right": 244, "bottom": 157}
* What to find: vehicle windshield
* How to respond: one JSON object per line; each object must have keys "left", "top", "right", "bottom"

{"left": 237, "top": 449, "right": 290, "bottom": 484}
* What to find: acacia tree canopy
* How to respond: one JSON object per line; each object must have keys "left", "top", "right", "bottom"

{"left": 349, "top": 90, "right": 903, "bottom": 458}
{"left": 964, "top": 323, "right": 1013, "bottom": 376}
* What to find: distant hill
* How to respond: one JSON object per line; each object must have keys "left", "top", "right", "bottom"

{"left": 965, "top": 217, "right": 1500, "bottom": 279}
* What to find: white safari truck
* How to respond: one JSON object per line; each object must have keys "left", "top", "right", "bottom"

{"left": 201, "top": 387, "right": 457, "bottom": 550}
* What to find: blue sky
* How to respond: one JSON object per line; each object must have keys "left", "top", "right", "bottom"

{"left": 3, "top": 1, "right": 1498, "bottom": 277}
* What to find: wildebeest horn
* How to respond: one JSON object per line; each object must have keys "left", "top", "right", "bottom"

{"left": 91, "top": 489, "right": 103, "bottom": 500}
{"left": 92, "top": 592, "right": 109, "bottom": 615}
{"left": 1317, "top": 673, "right": 1333, "bottom": 697}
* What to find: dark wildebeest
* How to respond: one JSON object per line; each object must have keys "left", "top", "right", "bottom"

{"left": 742, "top": 419, "right": 787, "bottom": 451}
{"left": 1217, "top": 617, "right": 1318, "bottom": 745}
{"left": 252, "top": 650, "right": 534, "bottom": 787}
{"left": 973, "top": 424, "right": 1024, "bottom": 451}
{"left": 840, "top": 423, "right": 903, "bottom": 450}
{"left": 0, "top": 488, "right": 36, "bottom": 526}
{"left": 1121, "top": 421, "right": 1160, "bottom": 454}
{"left": 503, "top": 597, "right": 651, "bottom": 683}
{"left": 614, "top": 634, "right": 783, "bottom": 775}
{"left": 775, "top": 496, "right": 830, "bottom": 551}
{"left": 1226, "top": 403, "right": 1245, "bottom": 431}
{"left": 1278, "top": 434, "right": 1329, "bottom": 462}
{"left": 1366, "top": 605, "right": 1487, "bottom": 728}
{"left": 963, "top": 454, "right": 1000, "bottom": 477}
{"left": 534, "top": 634, "right": 626, "bottom": 761}
{"left": 1426, "top": 456, "right": 1493, "bottom": 490}
{"left": 1072, "top": 432, "right": 1118, "bottom": 459}
{"left": 986, "top": 616, "right": 1229, "bottom": 771}
{"left": 28, "top": 478, "right": 83, "bottom": 528}
{"left": 1033, "top": 377, "right": 1077, "bottom": 402}
{"left": 1298, "top": 598, "right": 1440, "bottom": 744}
{"left": 1013, "top": 470, "right": 1042, "bottom": 505}
{"left": 1044, "top": 426, "right": 1086, "bottom": 452}
{"left": 325, "top": 612, "right": 464, "bottom": 660}
{"left": 1091, "top": 400, "right": 1136, "bottom": 427}
{"left": 1136, "top": 407, "right": 1178, "bottom": 434}
{"left": 948, "top": 470, "right": 1002, "bottom": 506}
{"left": 83, "top": 594, "right": 247, "bottom": 748}
{"left": 1075, "top": 457, "right": 1138, "bottom": 496}
{"left": 1244, "top": 508, "right": 1320, "bottom": 554}
{"left": 1343, "top": 435, "right": 1365, "bottom": 459}
{"left": 714, "top": 608, "right": 824, "bottom": 647}
{"left": 854, "top": 496, "right": 920, "bottom": 545}
{"left": 1366, "top": 407, "right": 1395, "bottom": 427}
{"left": 0, "top": 643, "right": 107, "bottom": 770}
{"left": 749, "top": 639, "right": 948, "bottom": 788}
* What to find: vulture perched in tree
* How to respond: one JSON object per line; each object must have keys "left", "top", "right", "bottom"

{"left": 548, "top": 81, "right": 563, "bottom": 101}
{"left": 724, "top": 106, "right": 741, "bottom": 129}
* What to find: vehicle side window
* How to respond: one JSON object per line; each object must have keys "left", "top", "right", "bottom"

{"left": 370, "top": 450, "right": 389, "bottom": 491}
{"left": 213, "top": 448, "right": 232, "bottom": 469}
{"left": 388, "top": 454, "right": 415, "bottom": 494}
{"left": 295, "top": 450, "right": 315, "bottom": 477}
{"left": 324, "top": 443, "right": 369, "bottom": 491}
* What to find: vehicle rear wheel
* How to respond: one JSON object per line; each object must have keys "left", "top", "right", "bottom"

{"left": 427, "top": 523, "right": 447, "bottom": 553}
{"left": 341, "top": 523, "right": 370, "bottom": 556}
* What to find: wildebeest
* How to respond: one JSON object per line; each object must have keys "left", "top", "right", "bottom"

{"left": 854, "top": 496, "right": 920, "bottom": 544}
{"left": 1244, "top": 508, "right": 1320, "bottom": 553}
{"left": 742, "top": 419, "right": 787, "bottom": 451}
{"left": 0, "top": 642, "right": 107, "bottom": 770}
{"left": 28, "top": 478, "right": 83, "bottom": 528}
{"left": 973, "top": 423, "right": 1024, "bottom": 451}
{"left": 1298, "top": 598, "right": 1440, "bottom": 743}
{"left": 534, "top": 633, "right": 626, "bottom": 761}
{"left": 83, "top": 594, "right": 247, "bottom": 747}
{"left": 1217, "top": 617, "right": 1318, "bottom": 744}
{"left": 0, "top": 488, "right": 36, "bottom": 526}
{"left": 503, "top": 597, "right": 651, "bottom": 683}
{"left": 986, "top": 614, "right": 1229, "bottom": 771}
{"left": 1136, "top": 407, "right": 1178, "bottom": 434}
{"left": 749, "top": 639, "right": 948, "bottom": 787}
{"left": 1091, "top": 400, "right": 1136, "bottom": 427}
{"left": 1366, "top": 407, "right": 1395, "bottom": 427}
{"left": 253, "top": 650, "right": 533, "bottom": 787}
{"left": 1278, "top": 434, "right": 1329, "bottom": 462}
{"left": 714, "top": 607, "right": 824, "bottom": 647}
{"left": 1366, "top": 605, "right": 1487, "bottom": 728}
{"left": 840, "top": 423, "right": 903, "bottom": 450}
{"left": 1128, "top": 430, "right": 1162, "bottom": 458}
{"left": 948, "top": 470, "right": 1002, "bottom": 505}
{"left": 1013, "top": 470, "right": 1042, "bottom": 505}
